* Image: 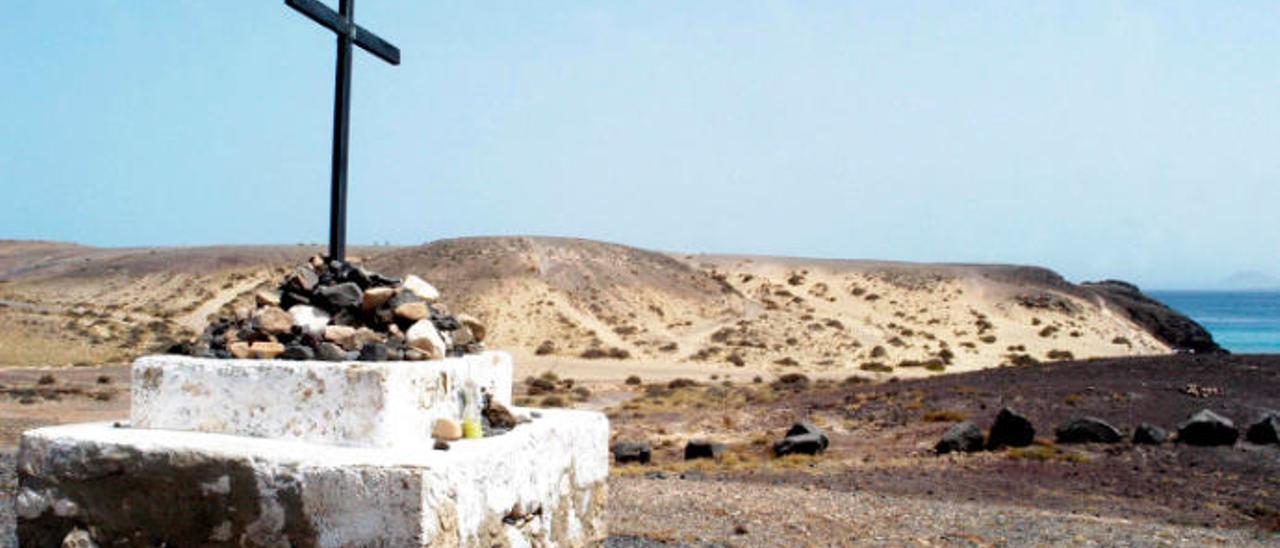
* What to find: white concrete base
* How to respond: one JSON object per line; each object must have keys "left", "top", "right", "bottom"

{"left": 131, "top": 352, "right": 513, "bottom": 449}
{"left": 17, "top": 408, "right": 609, "bottom": 547}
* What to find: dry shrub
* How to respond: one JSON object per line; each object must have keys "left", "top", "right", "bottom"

{"left": 860, "top": 362, "right": 892, "bottom": 373}
{"left": 770, "top": 373, "right": 810, "bottom": 391}
{"left": 540, "top": 395, "right": 568, "bottom": 408}
{"left": 534, "top": 340, "right": 556, "bottom": 355}
{"left": 668, "top": 378, "right": 699, "bottom": 389}
{"left": 1046, "top": 349, "right": 1075, "bottom": 361}
{"left": 923, "top": 409, "right": 968, "bottom": 422}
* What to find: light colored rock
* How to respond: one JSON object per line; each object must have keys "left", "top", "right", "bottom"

{"left": 406, "top": 320, "right": 447, "bottom": 359}
{"left": 228, "top": 341, "right": 251, "bottom": 359}
{"left": 288, "top": 305, "right": 331, "bottom": 336}
{"left": 248, "top": 342, "right": 285, "bottom": 360}
{"left": 452, "top": 325, "right": 475, "bottom": 346}
{"left": 433, "top": 418, "right": 462, "bottom": 441}
{"left": 403, "top": 275, "right": 440, "bottom": 302}
{"left": 255, "top": 290, "right": 281, "bottom": 307}
{"left": 15, "top": 487, "right": 48, "bottom": 519}
{"left": 394, "top": 301, "right": 429, "bottom": 321}
{"left": 362, "top": 286, "right": 395, "bottom": 311}
{"left": 18, "top": 411, "right": 608, "bottom": 547}
{"left": 131, "top": 353, "right": 513, "bottom": 448}
{"left": 457, "top": 313, "right": 487, "bottom": 343}
{"left": 254, "top": 306, "right": 294, "bottom": 335}
{"left": 61, "top": 527, "right": 96, "bottom": 548}
{"left": 323, "top": 325, "right": 357, "bottom": 349}
{"left": 351, "top": 327, "right": 384, "bottom": 349}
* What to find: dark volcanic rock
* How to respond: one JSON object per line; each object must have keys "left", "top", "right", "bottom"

{"left": 1055, "top": 416, "right": 1123, "bottom": 444}
{"left": 784, "top": 422, "right": 830, "bottom": 450}
{"left": 317, "top": 282, "right": 364, "bottom": 310}
{"left": 286, "top": 266, "right": 319, "bottom": 293}
{"left": 612, "top": 441, "right": 652, "bottom": 465}
{"left": 773, "top": 433, "right": 827, "bottom": 457}
{"left": 935, "top": 421, "right": 984, "bottom": 454}
{"left": 683, "top": 440, "right": 725, "bottom": 461}
{"left": 358, "top": 342, "right": 389, "bottom": 362}
{"left": 315, "top": 342, "right": 347, "bottom": 362}
{"left": 279, "top": 290, "right": 312, "bottom": 310}
{"left": 279, "top": 344, "right": 315, "bottom": 361}
{"left": 1246, "top": 412, "right": 1280, "bottom": 445}
{"left": 386, "top": 289, "right": 423, "bottom": 311}
{"left": 773, "top": 422, "right": 829, "bottom": 457}
{"left": 986, "top": 407, "right": 1035, "bottom": 450}
{"left": 1081, "top": 280, "right": 1223, "bottom": 354}
{"left": 1177, "top": 409, "right": 1239, "bottom": 446}
{"left": 1133, "top": 423, "right": 1168, "bottom": 445}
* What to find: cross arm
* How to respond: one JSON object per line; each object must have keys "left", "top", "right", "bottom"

{"left": 285, "top": 0, "right": 401, "bottom": 65}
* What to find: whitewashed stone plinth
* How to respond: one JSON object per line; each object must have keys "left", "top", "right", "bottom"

{"left": 17, "top": 408, "right": 609, "bottom": 546}
{"left": 132, "top": 353, "right": 513, "bottom": 448}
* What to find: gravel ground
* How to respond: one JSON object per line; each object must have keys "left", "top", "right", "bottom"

{"left": 1, "top": 451, "right": 14, "bottom": 547}
{"left": 2, "top": 450, "right": 1272, "bottom": 546}
{"left": 608, "top": 476, "right": 1277, "bottom": 546}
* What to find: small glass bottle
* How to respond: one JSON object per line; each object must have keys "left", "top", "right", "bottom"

{"left": 461, "top": 382, "right": 483, "bottom": 439}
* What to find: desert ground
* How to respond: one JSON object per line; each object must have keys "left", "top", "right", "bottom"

{"left": 1, "top": 237, "right": 1273, "bottom": 545}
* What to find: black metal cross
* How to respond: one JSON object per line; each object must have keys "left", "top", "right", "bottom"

{"left": 285, "top": 0, "right": 400, "bottom": 261}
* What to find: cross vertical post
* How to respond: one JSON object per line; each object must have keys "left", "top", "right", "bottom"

{"left": 285, "top": 0, "right": 400, "bottom": 262}
{"left": 328, "top": 0, "right": 353, "bottom": 261}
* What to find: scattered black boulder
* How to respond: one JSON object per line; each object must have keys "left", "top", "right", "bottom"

{"left": 784, "top": 422, "right": 830, "bottom": 449}
{"left": 612, "top": 441, "right": 653, "bottom": 464}
{"left": 771, "top": 421, "right": 830, "bottom": 458}
{"left": 986, "top": 407, "right": 1035, "bottom": 450}
{"left": 1246, "top": 411, "right": 1280, "bottom": 445}
{"left": 1133, "top": 423, "right": 1168, "bottom": 445}
{"left": 684, "top": 440, "right": 725, "bottom": 461}
{"left": 773, "top": 433, "right": 827, "bottom": 457}
{"left": 935, "top": 421, "right": 984, "bottom": 454}
{"left": 1176, "top": 409, "right": 1238, "bottom": 446}
{"left": 1055, "top": 416, "right": 1123, "bottom": 444}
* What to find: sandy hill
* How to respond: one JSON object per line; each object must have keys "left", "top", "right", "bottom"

{"left": 0, "top": 237, "right": 1216, "bottom": 375}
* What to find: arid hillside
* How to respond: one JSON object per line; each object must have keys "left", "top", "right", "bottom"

{"left": 0, "top": 237, "right": 1212, "bottom": 375}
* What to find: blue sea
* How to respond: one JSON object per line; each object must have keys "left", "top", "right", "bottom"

{"left": 1149, "top": 291, "right": 1280, "bottom": 354}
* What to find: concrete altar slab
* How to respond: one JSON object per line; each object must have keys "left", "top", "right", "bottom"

{"left": 131, "top": 352, "right": 513, "bottom": 449}
{"left": 17, "top": 407, "right": 608, "bottom": 547}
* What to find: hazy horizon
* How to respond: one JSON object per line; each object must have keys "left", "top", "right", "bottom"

{"left": 3, "top": 2, "right": 1277, "bottom": 289}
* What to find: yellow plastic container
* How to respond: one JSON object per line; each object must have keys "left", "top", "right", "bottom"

{"left": 462, "top": 418, "right": 483, "bottom": 439}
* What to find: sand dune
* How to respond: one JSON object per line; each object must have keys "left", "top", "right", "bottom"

{"left": 0, "top": 237, "right": 1207, "bottom": 376}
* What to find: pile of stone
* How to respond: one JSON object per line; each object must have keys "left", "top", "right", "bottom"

{"left": 177, "top": 256, "right": 486, "bottom": 362}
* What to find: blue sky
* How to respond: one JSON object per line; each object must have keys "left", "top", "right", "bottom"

{"left": 2, "top": 2, "right": 1277, "bottom": 289}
